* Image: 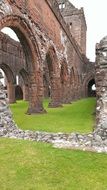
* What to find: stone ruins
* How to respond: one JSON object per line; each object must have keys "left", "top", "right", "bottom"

{"left": 0, "top": 0, "right": 107, "bottom": 153}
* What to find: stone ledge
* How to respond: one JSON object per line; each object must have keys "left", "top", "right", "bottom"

{"left": 1, "top": 125, "right": 107, "bottom": 153}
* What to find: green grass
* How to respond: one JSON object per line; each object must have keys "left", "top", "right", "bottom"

{"left": 10, "top": 98, "right": 96, "bottom": 133}
{"left": 0, "top": 138, "right": 107, "bottom": 190}
{"left": 1, "top": 98, "right": 107, "bottom": 190}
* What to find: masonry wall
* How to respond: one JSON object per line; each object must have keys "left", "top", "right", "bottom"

{"left": 0, "top": 32, "right": 25, "bottom": 78}
{"left": 0, "top": 0, "right": 95, "bottom": 113}
{"left": 0, "top": 32, "right": 27, "bottom": 103}
{"left": 57, "top": 0, "right": 87, "bottom": 55}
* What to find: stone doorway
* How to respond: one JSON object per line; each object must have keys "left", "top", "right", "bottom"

{"left": 88, "top": 79, "right": 96, "bottom": 97}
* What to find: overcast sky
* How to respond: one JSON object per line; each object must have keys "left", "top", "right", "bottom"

{"left": 70, "top": 0, "right": 107, "bottom": 61}
{"left": 1, "top": 1, "right": 107, "bottom": 62}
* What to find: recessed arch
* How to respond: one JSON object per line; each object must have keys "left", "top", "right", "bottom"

{"left": 15, "top": 85, "right": 23, "bottom": 100}
{"left": 46, "top": 46, "right": 58, "bottom": 75}
{"left": 60, "top": 58, "right": 70, "bottom": 103}
{"left": 0, "top": 63, "right": 16, "bottom": 103}
{"left": 45, "top": 46, "right": 62, "bottom": 107}
{"left": 60, "top": 58, "right": 68, "bottom": 84}
{"left": 83, "top": 73, "right": 96, "bottom": 97}
{"left": 87, "top": 79, "right": 96, "bottom": 97}
{"left": 19, "top": 68, "right": 29, "bottom": 85}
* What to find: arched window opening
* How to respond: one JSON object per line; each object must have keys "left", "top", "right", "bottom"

{"left": 15, "top": 85, "right": 23, "bottom": 100}
{"left": 59, "top": 3, "right": 65, "bottom": 9}
{"left": 88, "top": 79, "right": 96, "bottom": 97}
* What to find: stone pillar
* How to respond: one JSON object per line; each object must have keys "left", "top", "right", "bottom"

{"left": 48, "top": 76, "right": 62, "bottom": 108}
{"left": 63, "top": 82, "right": 71, "bottom": 104}
{"left": 61, "top": 82, "right": 67, "bottom": 104}
{"left": 7, "top": 82, "right": 16, "bottom": 104}
{"left": 27, "top": 72, "right": 46, "bottom": 114}
{"left": 95, "top": 36, "right": 107, "bottom": 138}
{"left": 23, "top": 85, "right": 29, "bottom": 101}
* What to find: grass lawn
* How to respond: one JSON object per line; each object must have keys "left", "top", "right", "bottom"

{"left": 0, "top": 138, "right": 107, "bottom": 190}
{"left": 10, "top": 98, "right": 96, "bottom": 133}
{"left": 1, "top": 98, "right": 107, "bottom": 190}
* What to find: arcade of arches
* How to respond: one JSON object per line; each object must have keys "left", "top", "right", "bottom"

{"left": 0, "top": 0, "right": 95, "bottom": 114}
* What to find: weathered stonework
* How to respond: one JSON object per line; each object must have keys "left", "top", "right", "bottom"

{"left": 95, "top": 37, "right": 107, "bottom": 136}
{"left": 1, "top": 69, "right": 107, "bottom": 153}
{"left": 0, "top": 0, "right": 95, "bottom": 114}
{"left": 2, "top": 0, "right": 107, "bottom": 153}
{"left": 0, "top": 72, "right": 17, "bottom": 131}
{"left": 57, "top": 0, "right": 87, "bottom": 54}
{"left": 0, "top": 32, "right": 28, "bottom": 103}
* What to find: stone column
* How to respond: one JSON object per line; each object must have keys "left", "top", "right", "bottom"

{"left": 63, "top": 82, "right": 71, "bottom": 104}
{"left": 23, "top": 84, "right": 29, "bottom": 101}
{"left": 27, "top": 72, "right": 46, "bottom": 114}
{"left": 48, "top": 76, "right": 62, "bottom": 108}
{"left": 7, "top": 82, "right": 16, "bottom": 104}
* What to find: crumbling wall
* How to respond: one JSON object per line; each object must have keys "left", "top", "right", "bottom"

{"left": 96, "top": 36, "right": 107, "bottom": 135}
{"left": 57, "top": 0, "right": 87, "bottom": 55}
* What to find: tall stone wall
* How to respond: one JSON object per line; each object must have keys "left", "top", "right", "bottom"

{"left": 57, "top": 0, "right": 87, "bottom": 54}
{"left": 96, "top": 36, "right": 107, "bottom": 135}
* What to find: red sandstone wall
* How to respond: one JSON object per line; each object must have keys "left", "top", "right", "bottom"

{"left": 28, "top": 0, "right": 62, "bottom": 49}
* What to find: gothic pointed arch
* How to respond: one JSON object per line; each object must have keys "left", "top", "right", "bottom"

{"left": 0, "top": 14, "right": 45, "bottom": 113}
{"left": 83, "top": 72, "right": 95, "bottom": 97}
{"left": 0, "top": 63, "right": 16, "bottom": 103}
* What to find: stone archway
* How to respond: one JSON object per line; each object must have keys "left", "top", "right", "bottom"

{"left": 45, "top": 46, "right": 62, "bottom": 107}
{"left": 15, "top": 85, "right": 23, "bottom": 100}
{"left": 87, "top": 79, "right": 96, "bottom": 97}
{"left": 0, "top": 63, "right": 16, "bottom": 103}
{"left": 0, "top": 15, "right": 45, "bottom": 114}
{"left": 83, "top": 73, "right": 95, "bottom": 97}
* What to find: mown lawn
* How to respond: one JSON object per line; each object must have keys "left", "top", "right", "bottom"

{"left": 10, "top": 98, "right": 96, "bottom": 133}
{"left": 1, "top": 98, "right": 107, "bottom": 190}
{"left": 0, "top": 138, "right": 107, "bottom": 190}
